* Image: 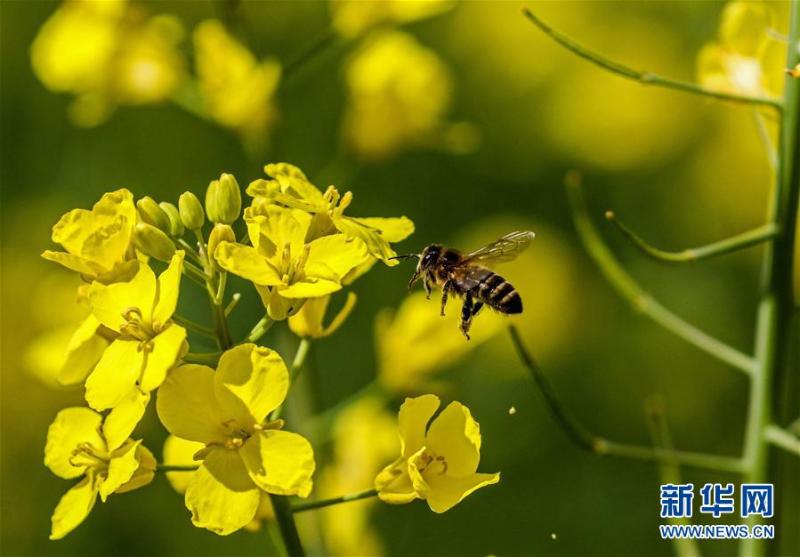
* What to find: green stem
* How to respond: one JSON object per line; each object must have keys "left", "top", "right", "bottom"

{"left": 183, "top": 351, "right": 221, "bottom": 365}
{"left": 269, "top": 494, "right": 306, "bottom": 557}
{"left": 173, "top": 314, "right": 216, "bottom": 338}
{"left": 282, "top": 29, "right": 339, "bottom": 80}
{"left": 176, "top": 238, "right": 203, "bottom": 262}
{"left": 508, "top": 326, "right": 744, "bottom": 473}
{"left": 520, "top": 8, "right": 783, "bottom": 111}
{"left": 741, "top": 4, "right": 800, "bottom": 552}
{"left": 291, "top": 488, "right": 378, "bottom": 514}
{"left": 245, "top": 315, "right": 275, "bottom": 343}
{"left": 605, "top": 212, "right": 780, "bottom": 264}
{"left": 270, "top": 339, "right": 311, "bottom": 421}
{"left": 155, "top": 464, "right": 199, "bottom": 472}
{"left": 763, "top": 424, "right": 800, "bottom": 456}
{"left": 751, "top": 109, "right": 779, "bottom": 170}
{"left": 225, "top": 292, "right": 241, "bottom": 316}
{"left": 565, "top": 175, "right": 756, "bottom": 375}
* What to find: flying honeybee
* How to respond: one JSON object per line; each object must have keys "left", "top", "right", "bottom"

{"left": 392, "top": 230, "right": 535, "bottom": 339}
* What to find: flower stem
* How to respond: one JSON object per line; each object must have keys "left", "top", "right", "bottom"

{"left": 183, "top": 351, "right": 221, "bottom": 365}
{"left": 291, "top": 488, "right": 378, "bottom": 514}
{"left": 763, "top": 424, "right": 800, "bottom": 457}
{"left": 283, "top": 29, "right": 339, "bottom": 80}
{"left": 245, "top": 315, "right": 275, "bottom": 343}
{"left": 520, "top": 7, "right": 783, "bottom": 111}
{"left": 155, "top": 464, "right": 199, "bottom": 472}
{"left": 173, "top": 314, "right": 216, "bottom": 338}
{"left": 270, "top": 339, "right": 311, "bottom": 421}
{"left": 269, "top": 494, "right": 306, "bottom": 557}
{"left": 605, "top": 213, "right": 780, "bottom": 264}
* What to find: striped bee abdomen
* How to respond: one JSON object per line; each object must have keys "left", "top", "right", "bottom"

{"left": 474, "top": 272, "right": 523, "bottom": 314}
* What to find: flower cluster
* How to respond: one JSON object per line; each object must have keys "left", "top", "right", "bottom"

{"left": 40, "top": 162, "right": 500, "bottom": 543}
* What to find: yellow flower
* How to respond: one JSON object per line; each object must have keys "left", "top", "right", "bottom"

{"left": 194, "top": 20, "right": 281, "bottom": 140}
{"left": 318, "top": 396, "right": 397, "bottom": 556}
{"left": 697, "top": 1, "right": 785, "bottom": 97}
{"left": 156, "top": 344, "right": 315, "bottom": 535}
{"left": 215, "top": 205, "right": 368, "bottom": 320}
{"left": 247, "top": 162, "right": 414, "bottom": 264}
{"left": 288, "top": 292, "right": 358, "bottom": 339}
{"left": 84, "top": 252, "right": 186, "bottom": 448}
{"left": 376, "top": 291, "right": 502, "bottom": 393}
{"left": 330, "top": 0, "right": 456, "bottom": 38}
{"left": 30, "top": 0, "right": 185, "bottom": 126}
{"left": 42, "top": 189, "right": 139, "bottom": 283}
{"left": 342, "top": 30, "right": 453, "bottom": 160}
{"left": 45, "top": 407, "right": 155, "bottom": 539}
{"left": 162, "top": 436, "right": 276, "bottom": 532}
{"left": 375, "top": 394, "right": 499, "bottom": 513}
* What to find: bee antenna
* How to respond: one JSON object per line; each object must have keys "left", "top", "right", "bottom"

{"left": 389, "top": 254, "right": 419, "bottom": 261}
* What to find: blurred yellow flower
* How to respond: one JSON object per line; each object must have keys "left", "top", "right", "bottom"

{"left": 161, "top": 435, "right": 276, "bottom": 532}
{"left": 215, "top": 205, "right": 368, "bottom": 320}
{"left": 84, "top": 253, "right": 186, "bottom": 449}
{"left": 45, "top": 407, "right": 155, "bottom": 539}
{"left": 375, "top": 394, "right": 499, "bottom": 513}
{"left": 330, "top": 0, "right": 456, "bottom": 38}
{"left": 194, "top": 20, "right": 281, "bottom": 141}
{"left": 288, "top": 292, "right": 358, "bottom": 339}
{"left": 247, "top": 162, "right": 415, "bottom": 264}
{"left": 342, "top": 30, "right": 453, "bottom": 160}
{"left": 376, "top": 290, "right": 502, "bottom": 393}
{"left": 156, "top": 344, "right": 315, "bottom": 535}
{"left": 42, "top": 189, "right": 139, "bottom": 283}
{"left": 318, "top": 396, "right": 397, "bottom": 556}
{"left": 31, "top": 0, "right": 185, "bottom": 126}
{"left": 697, "top": 1, "right": 785, "bottom": 97}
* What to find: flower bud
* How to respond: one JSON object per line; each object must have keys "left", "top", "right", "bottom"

{"left": 136, "top": 196, "right": 171, "bottom": 233}
{"left": 178, "top": 191, "right": 205, "bottom": 230}
{"left": 133, "top": 222, "right": 176, "bottom": 262}
{"left": 205, "top": 173, "right": 241, "bottom": 224}
{"left": 159, "top": 202, "right": 185, "bottom": 238}
{"left": 207, "top": 224, "right": 236, "bottom": 271}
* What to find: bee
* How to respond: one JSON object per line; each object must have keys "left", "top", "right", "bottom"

{"left": 392, "top": 230, "right": 535, "bottom": 339}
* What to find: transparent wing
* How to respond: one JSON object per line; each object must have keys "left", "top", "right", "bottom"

{"left": 465, "top": 230, "right": 535, "bottom": 264}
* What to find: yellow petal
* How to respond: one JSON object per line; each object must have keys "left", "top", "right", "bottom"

{"left": 214, "top": 242, "right": 281, "bottom": 285}
{"left": 333, "top": 217, "right": 397, "bottom": 264}
{"left": 89, "top": 262, "right": 157, "bottom": 331}
{"left": 163, "top": 436, "right": 205, "bottom": 494}
{"left": 425, "top": 401, "right": 481, "bottom": 476}
{"left": 156, "top": 364, "right": 229, "bottom": 444}
{"left": 98, "top": 440, "right": 141, "bottom": 502}
{"left": 103, "top": 388, "right": 150, "bottom": 451}
{"left": 719, "top": 1, "right": 771, "bottom": 56}
{"left": 152, "top": 251, "right": 184, "bottom": 328}
{"left": 185, "top": 447, "right": 260, "bottom": 535}
{"left": 288, "top": 292, "right": 357, "bottom": 339}
{"left": 41, "top": 250, "right": 98, "bottom": 276}
{"left": 214, "top": 344, "right": 289, "bottom": 428}
{"left": 139, "top": 324, "right": 186, "bottom": 391}
{"left": 375, "top": 456, "right": 417, "bottom": 504}
{"left": 45, "top": 407, "right": 105, "bottom": 480}
{"left": 398, "top": 394, "right": 440, "bottom": 458}
{"left": 278, "top": 278, "right": 341, "bottom": 299}
{"left": 305, "top": 234, "right": 369, "bottom": 280}
{"left": 243, "top": 205, "right": 309, "bottom": 260}
{"left": 115, "top": 443, "right": 157, "bottom": 494}
{"left": 349, "top": 216, "right": 415, "bottom": 243}
{"left": 57, "top": 315, "right": 110, "bottom": 386}
{"left": 84, "top": 339, "right": 144, "bottom": 411}
{"left": 423, "top": 471, "right": 500, "bottom": 514}
{"left": 240, "top": 430, "right": 315, "bottom": 497}
{"left": 49, "top": 475, "right": 98, "bottom": 540}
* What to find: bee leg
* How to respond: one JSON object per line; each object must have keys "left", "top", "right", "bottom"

{"left": 407, "top": 270, "right": 421, "bottom": 290}
{"left": 440, "top": 280, "right": 451, "bottom": 316}
{"left": 472, "top": 301, "right": 484, "bottom": 316}
{"left": 423, "top": 275, "right": 433, "bottom": 299}
{"left": 460, "top": 293, "right": 474, "bottom": 340}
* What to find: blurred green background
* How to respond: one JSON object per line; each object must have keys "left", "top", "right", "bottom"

{"left": 1, "top": 1, "right": 797, "bottom": 556}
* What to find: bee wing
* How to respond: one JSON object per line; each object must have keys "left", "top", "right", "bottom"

{"left": 464, "top": 230, "right": 535, "bottom": 265}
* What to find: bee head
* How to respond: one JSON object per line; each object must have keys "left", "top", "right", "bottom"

{"left": 419, "top": 244, "right": 442, "bottom": 270}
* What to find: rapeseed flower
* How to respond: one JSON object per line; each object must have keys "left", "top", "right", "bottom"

{"left": 288, "top": 292, "right": 358, "bottom": 338}
{"left": 156, "top": 344, "right": 315, "bottom": 535}
{"left": 214, "top": 204, "right": 368, "bottom": 320}
{"left": 42, "top": 189, "right": 139, "bottom": 283}
{"left": 375, "top": 394, "right": 499, "bottom": 513}
{"left": 194, "top": 20, "right": 281, "bottom": 141}
{"left": 330, "top": 0, "right": 456, "bottom": 38}
{"left": 45, "top": 407, "right": 155, "bottom": 539}
{"left": 84, "top": 252, "right": 186, "bottom": 447}
{"left": 697, "top": 1, "right": 785, "bottom": 97}
{"left": 247, "top": 162, "right": 414, "bottom": 264}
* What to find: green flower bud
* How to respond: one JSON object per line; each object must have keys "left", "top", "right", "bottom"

{"left": 133, "top": 222, "right": 176, "bottom": 262}
{"left": 136, "top": 196, "right": 171, "bottom": 232}
{"left": 205, "top": 173, "right": 241, "bottom": 224}
{"left": 178, "top": 191, "right": 205, "bottom": 230}
{"left": 207, "top": 223, "right": 236, "bottom": 271}
{"left": 159, "top": 202, "right": 185, "bottom": 238}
